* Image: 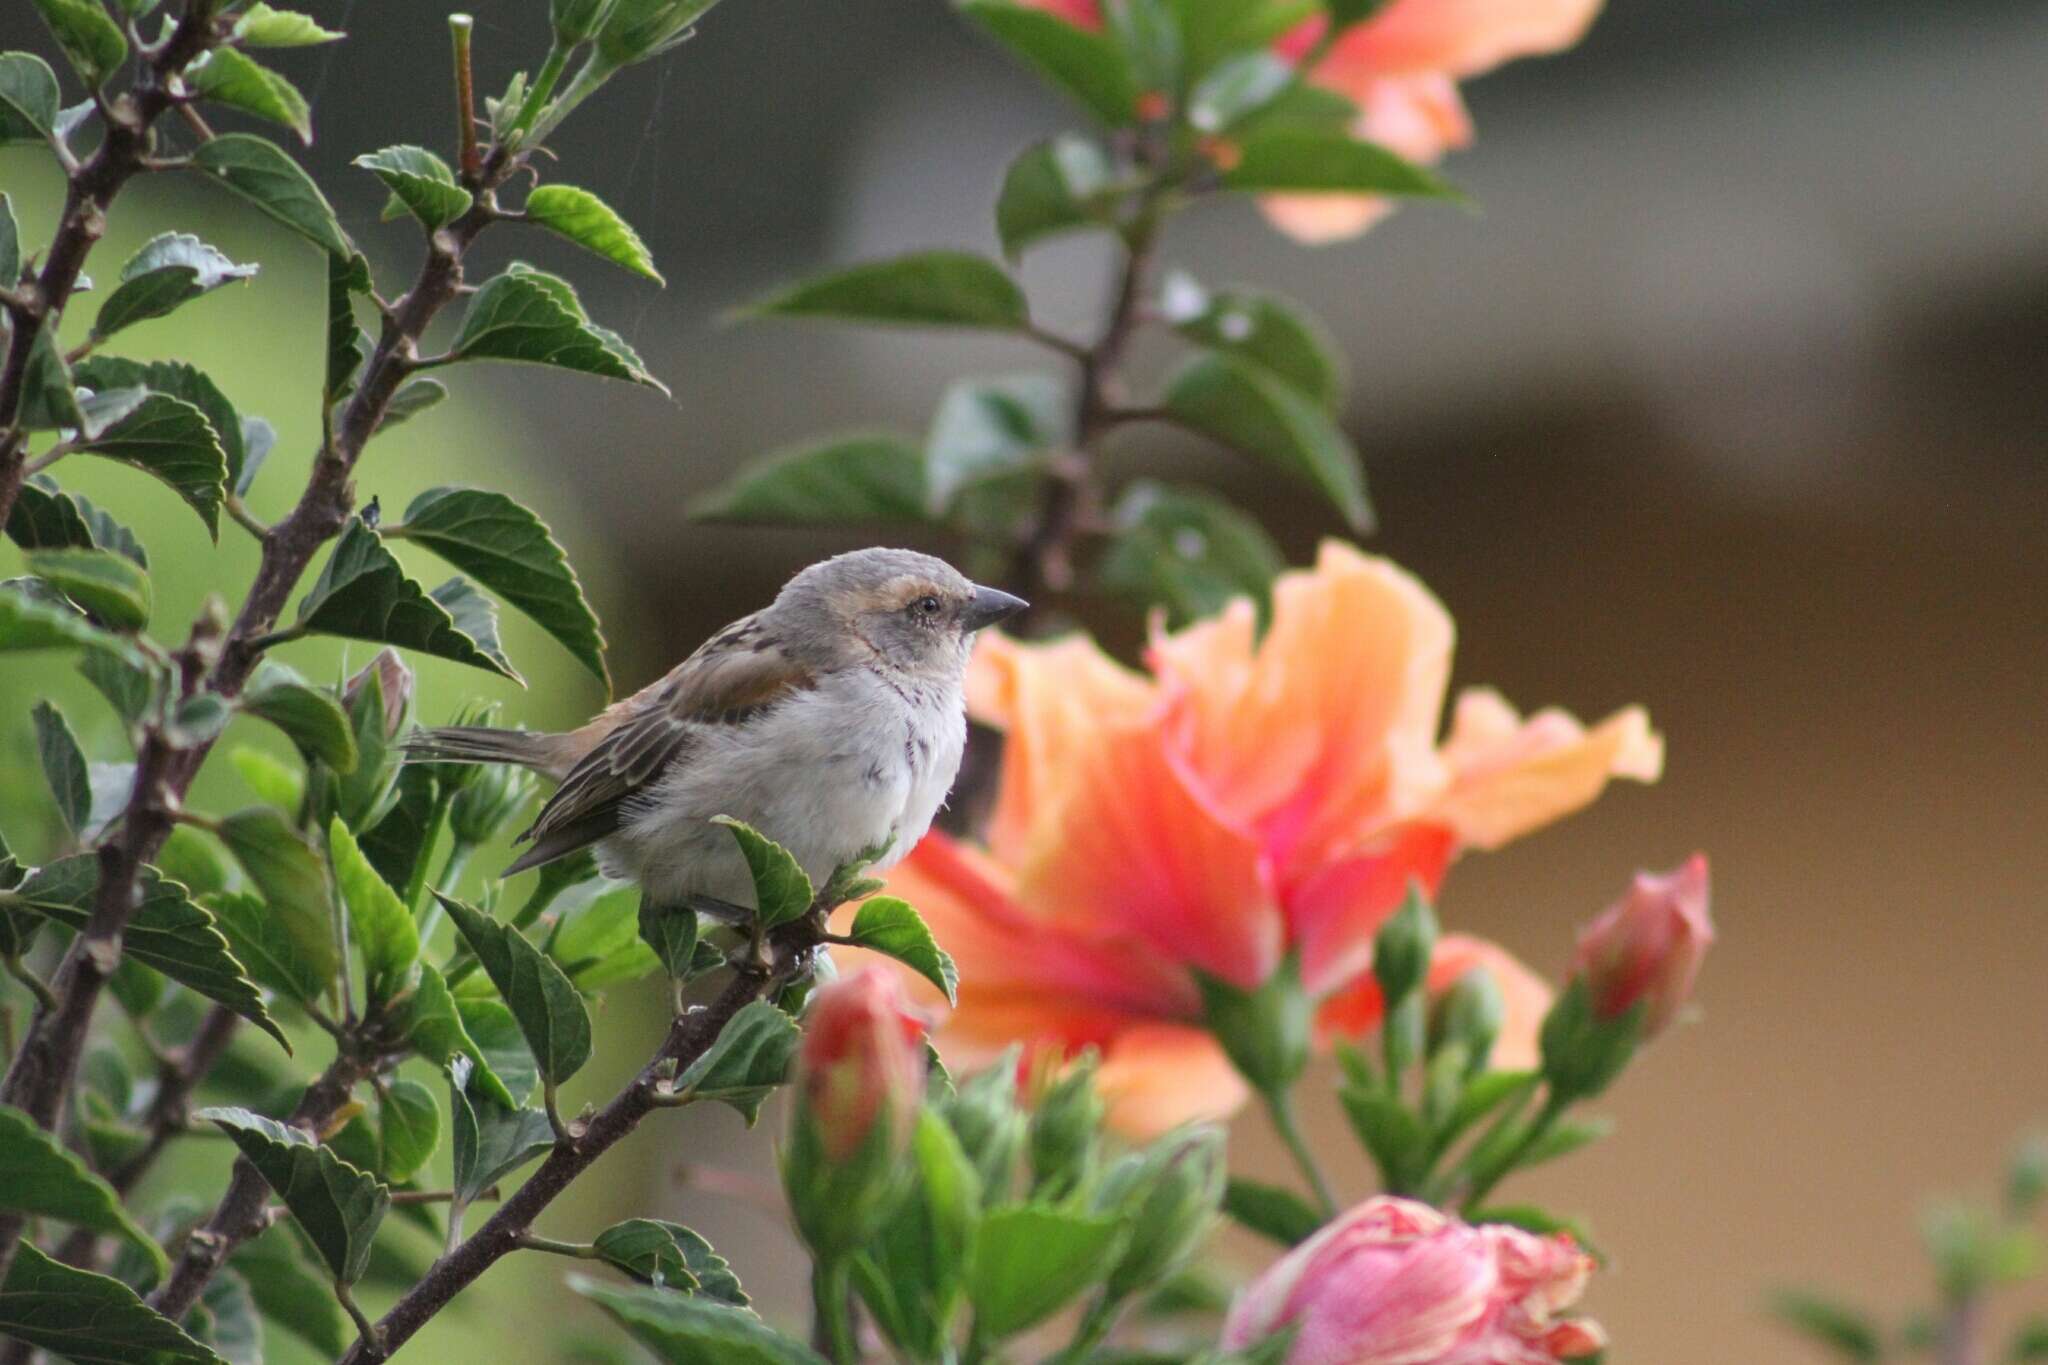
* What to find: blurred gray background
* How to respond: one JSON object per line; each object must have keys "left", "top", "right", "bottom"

{"left": 3, "top": 0, "right": 2045, "bottom": 1359}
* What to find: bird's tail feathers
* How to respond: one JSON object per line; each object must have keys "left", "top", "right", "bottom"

{"left": 402, "top": 725, "right": 559, "bottom": 771}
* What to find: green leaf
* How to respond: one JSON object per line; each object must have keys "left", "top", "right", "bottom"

{"left": 1339, "top": 1086, "right": 1428, "bottom": 1192}
{"left": 1162, "top": 272, "right": 1344, "bottom": 409}
{"left": 215, "top": 806, "right": 340, "bottom": 991}
{"left": 638, "top": 893, "right": 699, "bottom": 982}
{"left": 0, "top": 578, "right": 137, "bottom": 657}
{"left": 1766, "top": 1289, "right": 1882, "bottom": 1362}
{"left": 75, "top": 355, "right": 246, "bottom": 501}
{"left": 31, "top": 698, "right": 91, "bottom": 837}
{"left": 524, "top": 184, "right": 663, "bottom": 284}
{"left": 1517, "top": 1116, "right": 1612, "bottom": 1169}
{"left": 844, "top": 897, "right": 957, "bottom": 1003}
{"left": 924, "top": 374, "right": 1070, "bottom": 516}
{"left": 295, "top": 518, "right": 522, "bottom": 683}
{"left": 325, "top": 251, "right": 371, "bottom": 401}
{"left": 592, "top": 1220, "right": 747, "bottom": 1303}
{"left": 0, "top": 193, "right": 14, "bottom": 279}
{"left": 157, "top": 825, "right": 230, "bottom": 896}
{"left": 853, "top": 1110, "right": 981, "bottom": 1358}
{"left": 188, "top": 134, "right": 352, "bottom": 258}
{"left": 225, "top": 745, "right": 302, "bottom": 812}
{"left": 672, "top": 999, "right": 799, "bottom": 1122}
{"left": 1162, "top": 353, "right": 1371, "bottom": 531}
{"left": 429, "top": 576, "right": 522, "bottom": 684}
{"left": 1097, "top": 480, "right": 1284, "bottom": 626}
{"left": 30, "top": 0, "right": 128, "bottom": 86}
{"left": 231, "top": 1227, "right": 347, "bottom": 1358}
{"left": 457, "top": 997, "right": 541, "bottom": 1104}
{"left": 397, "top": 962, "right": 517, "bottom": 1107}
{"left": 204, "top": 890, "right": 330, "bottom": 1005}
{"left": 234, "top": 3, "right": 345, "bottom": 46}
{"left": 691, "top": 435, "right": 929, "bottom": 526}
{"left": 187, "top": 47, "right": 312, "bottom": 143}
{"left": 10, "top": 475, "right": 149, "bottom": 567}
{"left": 1222, "top": 1176, "right": 1320, "bottom": 1247}
{"left": 437, "top": 892, "right": 591, "bottom": 1086}
{"left": 451, "top": 263, "right": 668, "bottom": 392}
{"left": 92, "top": 234, "right": 258, "bottom": 343}
{"left": 71, "top": 392, "right": 229, "bottom": 539}
{"left": 959, "top": 1, "right": 1138, "bottom": 126}
{"left": 242, "top": 660, "right": 356, "bottom": 771}
{"left": 0, "top": 1104, "right": 168, "bottom": 1280}
{"left": 26, "top": 547, "right": 151, "bottom": 631}
{"left": 712, "top": 817, "right": 813, "bottom": 927}
{"left": 447, "top": 1061, "right": 554, "bottom": 1205}
{"left": 198, "top": 1107, "right": 389, "bottom": 1285}
{"left": 358, "top": 763, "right": 438, "bottom": 897}
{"left": 8, "top": 857, "right": 293, "bottom": 1047}
{"left": 995, "top": 134, "right": 1116, "bottom": 259}
{"left": 0, "top": 1242, "right": 223, "bottom": 1364}
{"left": 377, "top": 1077, "right": 440, "bottom": 1183}
{"left": 395, "top": 486, "right": 609, "bottom": 694}
{"left": 353, "top": 145, "right": 471, "bottom": 230}
{"left": 378, "top": 378, "right": 447, "bottom": 432}
{"left": 191, "top": 1267, "right": 260, "bottom": 1365}
{"left": 328, "top": 815, "right": 419, "bottom": 1008}
{"left": 15, "top": 321, "right": 88, "bottom": 433}
{"left": 548, "top": 885, "right": 639, "bottom": 974}
{"left": 746, "top": 251, "right": 1029, "bottom": 331}
{"left": 968, "top": 1205, "right": 1128, "bottom": 1340}
{"left": 0, "top": 53, "right": 61, "bottom": 142}
{"left": 1188, "top": 52, "right": 1295, "bottom": 135}
{"left": 571, "top": 1277, "right": 826, "bottom": 1365}
{"left": 1222, "top": 125, "right": 1459, "bottom": 199}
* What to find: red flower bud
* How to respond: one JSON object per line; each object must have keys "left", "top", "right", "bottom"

{"left": 798, "top": 968, "right": 927, "bottom": 1163}
{"left": 342, "top": 648, "right": 414, "bottom": 742}
{"left": 1571, "top": 854, "right": 1713, "bottom": 1037}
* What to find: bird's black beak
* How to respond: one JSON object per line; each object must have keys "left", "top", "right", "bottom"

{"left": 962, "top": 584, "right": 1029, "bottom": 632}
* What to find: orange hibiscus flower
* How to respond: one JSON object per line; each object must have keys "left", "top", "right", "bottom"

{"left": 856, "top": 543, "right": 1660, "bottom": 1135}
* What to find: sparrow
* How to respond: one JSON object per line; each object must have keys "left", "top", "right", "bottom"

{"left": 403, "top": 548, "right": 1027, "bottom": 913}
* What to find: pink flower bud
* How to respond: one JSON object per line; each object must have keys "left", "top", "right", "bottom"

{"left": 1222, "top": 1196, "right": 1605, "bottom": 1365}
{"left": 798, "top": 968, "right": 927, "bottom": 1163}
{"left": 1571, "top": 854, "right": 1713, "bottom": 1038}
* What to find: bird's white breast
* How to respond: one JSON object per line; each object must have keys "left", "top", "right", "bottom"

{"left": 603, "top": 668, "right": 966, "bottom": 909}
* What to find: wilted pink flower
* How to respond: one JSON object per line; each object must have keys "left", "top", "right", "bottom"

{"left": 1571, "top": 854, "right": 1713, "bottom": 1037}
{"left": 797, "top": 968, "right": 928, "bottom": 1162}
{"left": 1222, "top": 1196, "right": 1605, "bottom": 1365}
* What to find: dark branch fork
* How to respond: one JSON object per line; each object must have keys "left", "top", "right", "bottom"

{"left": 0, "top": 2, "right": 531, "bottom": 1286}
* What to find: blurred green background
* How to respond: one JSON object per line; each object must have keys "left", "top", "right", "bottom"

{"left": 4, "top": 0, "right": 2047, "bottom": 1358}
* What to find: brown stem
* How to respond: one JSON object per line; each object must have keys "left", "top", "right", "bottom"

{"left": 1008, "top": 200, "right": 1165, "bottom": 611}
{"left": 148, "top": 1046, "right": 379, "bottom": 1320}
{"left": 0, "top": 0, "right": 223, "bottom": 528}
{"left": 337, "top": 928, "right": 818, "bottom": 1363}
{"left": 1938, "top": 1295, "right": 1981, "bottom": 1365}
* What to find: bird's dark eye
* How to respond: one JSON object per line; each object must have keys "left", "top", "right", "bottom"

{"left": 913, "top": 595, "right": 942, "bottom": 619}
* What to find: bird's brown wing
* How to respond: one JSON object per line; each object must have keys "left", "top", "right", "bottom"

{"left": 505, "top": 612, "right": 817, "bottom": 873}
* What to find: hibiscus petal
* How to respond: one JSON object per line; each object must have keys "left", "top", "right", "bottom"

{"left": 1015, "top": 718, "right": 1286, "bottom": 990}
{"left": 966, "top": 631, "right": 1155, "bottom": 866}
{"left": 1152, "top": 542, "right": 1454, "bottom": 876}
{"left": 1288, "top": 824, "right": 1457, "bottom": 997}
{"left": 1428, "top": 688, "right": 1664, "bottom": 851}
{"left": 1328, "top": 0, "right": 1605, "bottom": 81}
{"left": 1095, "top": 1023, "right": 1251, "bottom": 1137}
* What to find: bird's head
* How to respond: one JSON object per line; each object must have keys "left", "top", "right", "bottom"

{"left": 776, "top": 548, "right": 1028, "bottom": 680}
